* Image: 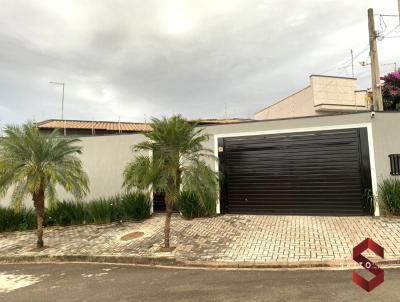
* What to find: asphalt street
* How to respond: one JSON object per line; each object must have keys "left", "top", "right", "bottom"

{"left": 0, "top": 263, "right": 399, "bottom": 302}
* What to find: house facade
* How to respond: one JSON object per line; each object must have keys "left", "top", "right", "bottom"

{"left": 3, "top": 112, "right": 398, "bottom": 217}
{"left": 254, "top": 75, "right": 370, "bottom": 120}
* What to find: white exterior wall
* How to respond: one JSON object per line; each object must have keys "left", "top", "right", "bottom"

{"left": 311, "top": 76, "right": 368, "bottom": 112}
{"left": 2, "top": 112, "right": 400, "bottom": 217}
{"left": 0, "top": 134, "right": 148, "bottom": 208}
{"left": 254, "top": 76, "right": 369, "bottom": 120}
{"left": 254, "top": 86, "right": 317, "bottom": 120}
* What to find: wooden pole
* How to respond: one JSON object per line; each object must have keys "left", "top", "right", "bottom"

{"left": 368, "top": 8, "right": 383, "bottom": 111}
{"left": 398, "top": 0, "right": 400, "bottom": 26}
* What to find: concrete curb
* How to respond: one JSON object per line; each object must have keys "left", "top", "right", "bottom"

{"left": 0, "top": 254, "right": 399, "bottom": 269}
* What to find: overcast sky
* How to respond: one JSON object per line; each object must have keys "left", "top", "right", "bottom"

{"left": 0, "top": 0, "right": 399, "bottom": 124}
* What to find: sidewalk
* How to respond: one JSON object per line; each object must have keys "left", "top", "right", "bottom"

{"left": 0, "top": 214, "right": 399, "bottom": 268}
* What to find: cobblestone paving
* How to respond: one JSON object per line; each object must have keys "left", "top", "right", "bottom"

{"left": 0, "top": 214, "right": 399, "bottom": 265}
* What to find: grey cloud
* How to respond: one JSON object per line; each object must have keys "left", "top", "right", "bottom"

{"left": 0, "top": 0, "right": 399, "bottom": 124}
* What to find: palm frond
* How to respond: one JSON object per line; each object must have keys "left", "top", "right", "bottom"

{"left": 0, "top": 122, "right": 89, "bottom": 208}
{"left": 123, "top": 115, "right": 219, "bottom": 211}
{"left": 182, "top": 160, "right": 219, "bottom": 208}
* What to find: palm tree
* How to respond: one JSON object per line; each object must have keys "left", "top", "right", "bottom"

{"left": 0, "top": 123, "right": 89, "bottom": 248}
{"left": 123, "top": 116, "right": 218, "bottom": 249}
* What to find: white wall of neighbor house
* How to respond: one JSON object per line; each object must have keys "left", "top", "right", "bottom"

{"left": 311, "top": 76, "right": 357, "bottom": 107}
{"left": 254, "top": 76, "right": 369, "bottom": 120}
{"left": 254, "top": 86, "right": 318, "bottom": 120}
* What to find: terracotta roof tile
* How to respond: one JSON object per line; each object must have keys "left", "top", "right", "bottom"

{"left": 36, "top": 118, "right": 251, "bottom": 132}
{"left": 37, "top": 120, "right": 152, "bottom": 132}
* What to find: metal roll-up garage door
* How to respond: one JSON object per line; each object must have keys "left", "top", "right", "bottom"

{"left": 218, "top": 128, "right": 372, "bottom": 215}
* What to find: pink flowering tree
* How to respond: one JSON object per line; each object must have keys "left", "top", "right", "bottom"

{"left": 381, "top": 71, "right": 400, "bottom": 111}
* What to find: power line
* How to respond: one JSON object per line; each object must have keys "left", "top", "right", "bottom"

{"left": 318, "top": 44, "right": 369, "bottom": 75}
{"left": 378, "top": 24, "right": 400, "bottom": 40}
{"left": 316, "top": 13, "right": 397, "bottom": 79}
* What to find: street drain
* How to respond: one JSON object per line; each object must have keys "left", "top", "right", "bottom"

{"left": 121, "top": 231, "right": 144, "bottom": 241}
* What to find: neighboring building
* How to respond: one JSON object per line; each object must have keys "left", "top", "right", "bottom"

{"left": 254, "top": 75, "right": 370, "bottom": 120}
{"left": 36, "top": 118, "right": 250, "bottom": 136}
{"left": 37, "top": 119, "right": 151, "bottom": 136}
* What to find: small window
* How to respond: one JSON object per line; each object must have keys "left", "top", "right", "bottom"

{"left": 389, "top": 154, "right": 400, "bottom": 175}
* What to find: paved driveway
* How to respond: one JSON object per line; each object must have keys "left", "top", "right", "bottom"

{"left": 0, "top": 214, "right": 399, "bottom": 267}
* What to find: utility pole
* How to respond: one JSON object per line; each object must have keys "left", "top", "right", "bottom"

{"left": 398, "top": 0, "right": 400, "bottom": 26}
{"left": 350, "top": 49, "right": 355, "bottom": 78}
{"left": 368, "top": 8, "right": 383, "bottom": 111}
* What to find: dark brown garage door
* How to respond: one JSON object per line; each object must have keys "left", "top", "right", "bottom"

{"left": 218, "top": 128, "right": 372, "bottom": 215}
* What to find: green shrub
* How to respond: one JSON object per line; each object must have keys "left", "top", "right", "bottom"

{"left": 86, "top": 196, "right": 124, "bottom": 224}
{"left": 0, "top": 207, "right": 36, "bottom": 232}
{"left": 379, "top": 178, "right": 400, "bottom": 215}
{"left": 177, "top": 191, "right": 216, "bottom": 219}
{"left": 0, "top": 193, "right": 153, "bottom": 232}
{"left": 121, "top": 192, "right": 151, "bottom": 220}
{"left": 46, "top": 201, "right": 88, "bottom": 226}
{"left": 18, "top": 208, "right": 36, "bottom": 231}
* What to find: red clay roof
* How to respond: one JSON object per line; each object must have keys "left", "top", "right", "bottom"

{"left": 37, "top": 120, "right": 152, "bottom": 132}
{"left": 36, "top": 118, "right": 251, "bottom": 132}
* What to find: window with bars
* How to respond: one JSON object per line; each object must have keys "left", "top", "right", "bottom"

{"left": 389, "top": 154, "right": 400, "bottom": 175}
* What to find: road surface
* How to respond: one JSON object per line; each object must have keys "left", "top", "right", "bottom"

{"left": 0, "top": 263, "right": 398, "bottom": 301}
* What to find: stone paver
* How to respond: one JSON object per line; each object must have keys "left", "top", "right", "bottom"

{"left": 0, "top": 214, "right": 399, "bottom": 266}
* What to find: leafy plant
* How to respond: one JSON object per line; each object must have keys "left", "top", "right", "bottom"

{"left": 86, "top": 196, "right": 124, "bottom": 224}
{"left": 46, "top": 201, "right": 88, "bottom": 226}
{"left": 18, "top": 208, "right": 36, "bottom": 231}
{"left": 0, "top": 207, "right": 35, "bottom": 232}
{"left": 121, "top": 192, "right": 151, "bottom": 220}
{"left": 362, "top": 188, "right": 375, "bottom": 215}
{"left": 177, "top": 191, "right": 216, "bottom": 219}
{"left": 379, "top": 178, "right": 400, "bottom": 215}
{"left": 0, "top": 193, "right": 153, "bottom": 233}
{"left": 0, "top": 123, "right": 89, "bottom": 247}
{"left": 382, "top": 71, "right": 400, "bottom": 111}
{"left": 123, "top": 115, "right": 218, "bottom": 248}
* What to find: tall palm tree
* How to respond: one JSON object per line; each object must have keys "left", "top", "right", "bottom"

{"left": 123, "top": 116, "right": 218, "bottom": 249}
{"left": 0, "top": 123, "right": 89, "bottom": 248}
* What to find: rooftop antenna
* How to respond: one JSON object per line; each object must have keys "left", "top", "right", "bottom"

{"left": 118, "top": 116, "right": 121, "bottom": 134}
{"left": 92, "top": 118, "right": 95, "bottom": 136}
{"left": 49, "top": 81, "right": 66, "bottom": 136}
{"left": 351, "top": 49, "right": 355, "bottom": 78}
